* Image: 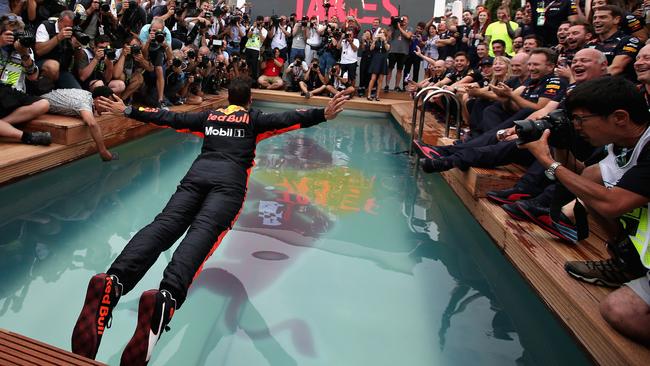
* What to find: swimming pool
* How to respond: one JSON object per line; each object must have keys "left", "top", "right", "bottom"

{"left": 0, "top": 102, "right": 591, "bottom": 365}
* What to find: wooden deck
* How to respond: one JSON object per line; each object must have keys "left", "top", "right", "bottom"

{"left": 0, "top": 329, "right": 105, "bottom": 365}
{"left": 1, "top": 89, "right": 649, "bottom": 365}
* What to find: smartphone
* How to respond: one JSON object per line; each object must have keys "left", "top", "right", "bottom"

{"left": 212, "top": 39, "right": 223, "bottom": 46}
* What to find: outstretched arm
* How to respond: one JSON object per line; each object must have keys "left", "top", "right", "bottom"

{"left": 97, "top": 94, "right": 209, "bottom": 132}
{"left": 254, "top": 92, "right": 347, "bottom": 139}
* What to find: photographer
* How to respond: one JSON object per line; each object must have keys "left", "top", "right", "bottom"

{"left": 319, "top": 23, "right": 339, "bottom": 74}
{"left": 305, "top": 15, "right": 324, "bottom": 65}
{"left": 139, "top": 18, "right": 173, "bottom": 107}
{"left": 385, "top": 15, "right": 412, "bottom": 92}
{"left": 325, "top": 63, "right": 355, "bottom": 98}
{"left": 269, "top": 15, "right": 291, "bottom": 61}
{"left": 257, "top": 47, "right": 284, "bottom": 90}
{"left": 244, "top": 15, "right": 267, "bottom": 80}
{"left": 285, "top": 54, "right": 307, "bottom": 92}
{"left": 73, "top": 0, "right": 117, "bottom": 43}
{"left": 0, "top": 13, "right": 51, "bottom": 146}
{"left": 225, "top": 14, "right": 246, "bottom": 56}
{"left": 299, "top": 58, "right": 327, "bottom": 98}
{"left": 520, "top": 76, "right": 650, "bottom": 346}
{"left": 74, "top": 34, "right": 124, "bottom": 94}
{"left": 113, "top": 36, "right": 152, "bottom": 102}
{"left": 337, "top": 29, "right": 359, "bottom": 88}
{"left": 289, "top": 15, "right": 307, "bottom": 63}
{"left": 116, "top": 0, "right": 147, "bottom": 44}
{"left": 184, "top": 0, "right": 213, "bottom": 48}
{"left": 164, "top": 49, "right": 187, "bottom": 105}
{"left": 34, "top": 10, "right": 82, "bottom": 89}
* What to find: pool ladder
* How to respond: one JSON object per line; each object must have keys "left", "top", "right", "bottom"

{"left": 408, "top": 86, "right": 462, "bottom": 157}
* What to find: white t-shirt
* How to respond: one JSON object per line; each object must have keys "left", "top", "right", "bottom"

{"left": 334, "top": 71, "right": 349, "bottom": 90}
{"left": 307, "top": 25, "right": 325, "bottom": 47}
{"left": 340, "top": 38, "right": 359, "bottom": 64}
{"left": 271, "top": 25, "right": 291, "bottom": 50}
{"left": 36, "top": 21, "right": 60, "bottom": 43}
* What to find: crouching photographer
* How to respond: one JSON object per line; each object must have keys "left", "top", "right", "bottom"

{"left": 285, "top": 55, "right": 308, "bottom": 92}
{"left": 257, "top": 47, "right": 284, "bottom": 90}
{"left": 113, "top": 37, "right": 153, "bottom": 102}
{"left": 74, "top": 35, "right": 124, "bottom": 94}
{"left": 520, "top": 76, "right": 650, "bottom": 346}
{"left": 299, "top": 58, "right": 327, "bottom": 98}
{"left": 139, "top": 19, "right": 173, "bottom": 107}
{"left": 164, "top": 51, "right": 188, "bottom": 105}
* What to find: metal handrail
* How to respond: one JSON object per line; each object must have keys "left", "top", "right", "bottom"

{"left": 408, "top": 86, "right": 441, "bottom": 156}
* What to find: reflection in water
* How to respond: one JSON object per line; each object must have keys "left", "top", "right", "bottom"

{"left": 0, "top": 109, "right": 590, "bottom": 365}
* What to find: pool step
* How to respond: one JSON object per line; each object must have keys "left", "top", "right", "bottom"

{"left": 0, "top": 328, "right": 105, "bottom": 365}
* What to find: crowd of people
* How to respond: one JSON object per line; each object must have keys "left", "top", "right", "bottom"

{"left": 1, "top": 0, "right": 649, "bottom": 351}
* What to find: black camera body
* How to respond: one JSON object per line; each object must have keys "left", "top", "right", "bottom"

{"left": 514, "top": 109, "right": 574, "bottom": 149}
{"left": 390, "top": 16, "right": 404, "bottom": 28}
{"left": 72, "top": 26, "right": 90, "bottom": 46}
{"left": 271, "top": 15, "right": 280, "bottom": 27}
{"left": 104, "top": 47, "right": 116, "bottom": 60}
{"left": 130, "top": 44, "right": 141, "bottom": 55}
{"left": 155, "top": 31, "right": 166, "bottom": 43}
{"left": 100, "top": 0, "right": 111, "bottom": 12}
{"left": 300, "top": 16, "right": 309, "bottom": 27}
{"left": 204, "top": 11, "right": 213, "bottom": 19}
{"left": 14, "top": 32, "right": 35, "bottom": 48}
{"left": 186, "top": 49, "right": 196, "bottom": 59}
{"left": 172, "top": 58, "right": 183, "bottom": 68}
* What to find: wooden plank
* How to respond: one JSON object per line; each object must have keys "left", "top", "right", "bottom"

{"left": 0, "top": 329, "right": 105, "bottom": 366}
{"left": 252, "top": 89, "right": 396, "bottom": 113}
{"left": 439, "top": 169, "right": 650, "bottom": 366}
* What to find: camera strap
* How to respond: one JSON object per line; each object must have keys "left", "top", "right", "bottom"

{"left": 550, "top": 183, "right": 590, "bottom": 243}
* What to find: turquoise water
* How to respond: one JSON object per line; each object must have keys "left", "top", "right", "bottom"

{"left": 0, "top": 102, "right": 591, "bottom": 366}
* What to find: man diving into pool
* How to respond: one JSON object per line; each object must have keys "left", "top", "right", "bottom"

{"left": 71, "top": 77, "right": 348, "bottom": 365}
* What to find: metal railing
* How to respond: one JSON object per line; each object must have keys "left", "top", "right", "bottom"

{"left": 408, "top": 87, "right": 462, "bottom": 156}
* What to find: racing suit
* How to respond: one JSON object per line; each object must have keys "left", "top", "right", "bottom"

{"left": 107, "top": 104, "right": 327, "bottom": 307}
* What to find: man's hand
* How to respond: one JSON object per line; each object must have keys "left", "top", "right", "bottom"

{"left": 97, "top": 94, "right": 127, "bottom": 115}
{"left": 496, "top": 126, "right": 518, "bottom": 141}
{"left": 58, "top": 27, "right": 73, "bottom": 41}
{"left": 491, "top": 82, "right": 512, "bottom": 97}
{"left": 519, "top": 129, "right": 554, "bottom": 168}
{"left": 0, "top": 31, "right": 14, "bottom": 47}
{"left": 324, "top": 91, "right": 347, "bottom": 120}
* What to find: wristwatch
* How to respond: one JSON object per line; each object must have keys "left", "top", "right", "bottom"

{"left": 124, "top": 105, "right": 133, "bottom": 116}
{"left": 545, "top": 161, "right": 562, "bottom": 181}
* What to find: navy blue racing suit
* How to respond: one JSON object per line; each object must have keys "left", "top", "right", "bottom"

{"left": 107, "top": 104, "right": 327, "bottom": 307}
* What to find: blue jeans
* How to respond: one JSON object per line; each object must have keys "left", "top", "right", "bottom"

{"left": 319, "top": 51, "right": 336, "bottom": 74}
{"left": 289, "top": 48, "right": 305, "bottom": 63}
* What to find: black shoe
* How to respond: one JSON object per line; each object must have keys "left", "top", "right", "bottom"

{"left": 121, "top": 289, "right": 176, "bottom": 366}
{"left": 394, "top": 86, "right": 403, "bottom": 92}
{"left": 22, "top": 131, "right": 51, "bottom": 146}
{"left": 502, "top": 202, "right": 529, "bottom": 221}
{"left": 486, "top": 186, "right": 534, "bottom": 205}
{"left": 516, "top": 199, "right": 579, "bottom": 243}
{"left": 72, "top": 274, "right": 122, "bottom": 359}
{"left": 564, "top": 258, "right": 644, "bottom": 288}
{"left": 383, "top": 86, "right": 389, "bottom": 92}
{"left": 420, "top": 157, "right": 453, "bottom": 173}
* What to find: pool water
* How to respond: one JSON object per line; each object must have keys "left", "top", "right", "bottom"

{"left": 0, "top": 102, "right": 591, "bottom": 366}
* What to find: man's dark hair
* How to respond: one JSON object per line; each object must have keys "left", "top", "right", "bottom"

{"left": 228, "top": 76, "right": 252, "bottom": 106}
{"left": 531, "top": 47, "right": 558, "bottom": 64}
{"left": 92, "top": 85, "right": 114, "bottom": 99}
{"left": 95, "top": 35, "right": 111, "bottom": 45}
{"left": 570, "top": 21, "right": 596, "bottom": 38}
{"left": 594, "top": 5, "right": 624, "bottom": 19}
{"left": 453, "top": 51, "right": 469, "bottom": 60}
{"left": 566, "top": 76, "right": 650, "bottom": 125}
{"left": 523, "top": 34, "right": 541, "bottom": 45}
{"left": 492, "top": 39, "right": 506, "bottom": 48}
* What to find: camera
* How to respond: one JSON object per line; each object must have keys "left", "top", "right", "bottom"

{"left": 100, "top": 0, "right": 111, "bottom": 12}
{"left": 300, "top": 16, "right": 308, "bottom": 27}
{"left": 72, "top": 26, "right": 90, "bottom": 46}
{"left": 204, "top": 11, "right": 213, "bottom": 19}
{"left": 262, "top": 48, "right": 274, "bottom": 60}
{"left": 155, "top": 31, "right": 165, "bottom": 43}
{"left": 14, "top": 31, "right": 35, "bottom": 48}
{"left": 514, "top": 110, "right": 574, "bottom": 149}
{"left": 187, "top": 49, "right": 196, "bottom": 59}
{"left": 271, "top": 15, "right": 280, "bottom": 27}
{"left": 104, "top": 47, "right": 116, "bottom": 60}
{"left": 198, "top": 57, "right": 209, "bottom": 68}
{"left": 172, "top": 58, "right": 183, "bottom": 67}
{"left": 130, "top": 44, "right": 141, "bottom": 55}
{"left": 390, "top": 16, "right": 404, "bottom": 28}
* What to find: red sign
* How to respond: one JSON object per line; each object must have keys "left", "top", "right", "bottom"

{"left": 295, "top": 0, "right": 400, "bottom": 25}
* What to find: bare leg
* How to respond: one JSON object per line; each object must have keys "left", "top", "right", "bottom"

{"left": 186, "top": 95, "right": 203, "bottom": 105}
{"left": 376, "top": 75, "right": 385, "bottom": 100}
{"left": 109, "top": 80, "right": 126, "bottom": 94}
{"left": 257, "top": 76, "right": 270, "bottom": 89}
{"left": 395, "top": 69, "right": 404, "bottom": 89}
{"left": 80, "top": 110, "right": 113, "bottom": 161}
{"left": 600, "top": 286, "right": 650, "bottom": 346}
{"left": 40, "top": 60, "right": 60, "bottom": 82}
{"left": 155, "top": 66, "right": 164, "bottom": 102}
{"left": 299, "top": 81, "right": 309, "bottom": 95}
{"left": 4, "top": 99, "right": 50, "bottom": 125}
{"left": 311, "top": 85, "right": 327, "bottom": 96}
{"left": 268, "top": 80, "right": 284, "bottom": 90}
{"left": 367, "top": 74, "right": 377, "bottom": 99}
{"left": 120, "top": 74, "right": 144, "bottom": 100}
{"left": 0, "top": 119, "right": 24, "bottom": 141}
